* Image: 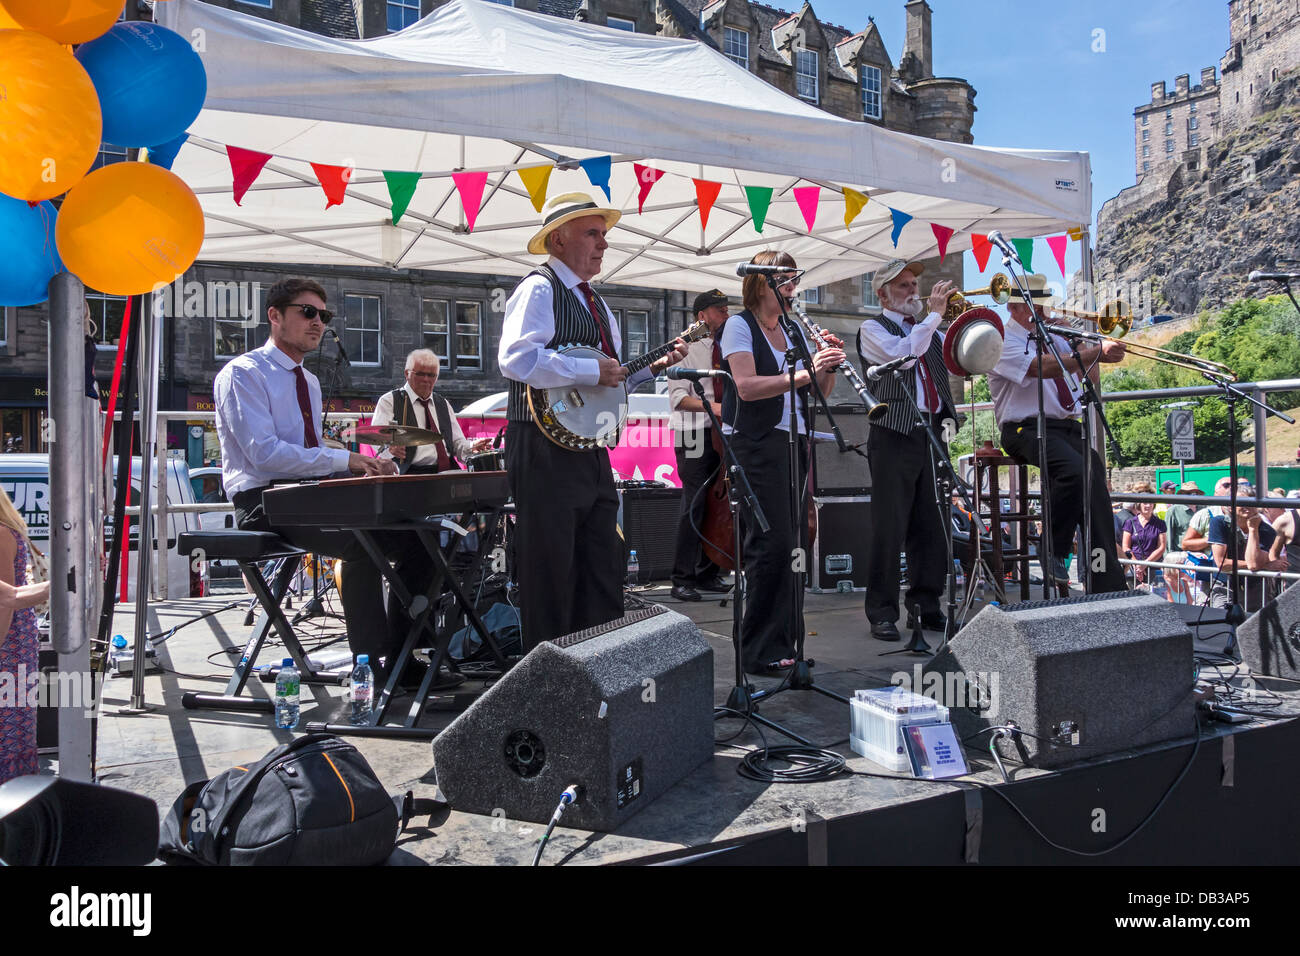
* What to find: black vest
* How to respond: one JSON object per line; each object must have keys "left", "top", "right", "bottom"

{"left": 506, "top": 264, "right": 611, "bottom": 423}
{"left": 855, "top": 313, "right": 956, "bottom": 436}
{"left": 389, "top": 387, "right": 460, "bottom": 470}
{"left": 721, "top": 310, "right": 812, "bottom": 440}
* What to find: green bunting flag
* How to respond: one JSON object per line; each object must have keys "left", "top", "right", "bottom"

{"left": 744, "top": 185, "right": 773, "bottom": 233}
{"left": 1012, "top": 237, "right": 1034, "bottom": 271}
{"left": 383, "top": 171, "right": 422, "bottom": 225}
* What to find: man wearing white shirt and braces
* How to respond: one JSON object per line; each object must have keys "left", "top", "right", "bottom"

{"left": 499, "top": 193, "right": 687, "bottom": 650}
{"left": 214, "top": 276, "right": 429, "bottom": 687}
{"left": 371, "top": 349, "right": 490, "bottom": 473}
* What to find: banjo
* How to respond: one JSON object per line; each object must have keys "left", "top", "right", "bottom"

{"left": 528, "top": 319, "right": 711, "bottom": 451}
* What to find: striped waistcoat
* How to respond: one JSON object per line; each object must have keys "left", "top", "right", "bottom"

{"left": 856, "top": 314, "right": 956, "bottom": 436}
{"left": 507, "top": 265, "right": 613, "bottom": 422}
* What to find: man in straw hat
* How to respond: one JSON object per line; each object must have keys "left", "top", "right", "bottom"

{"left": 856, "top": 258, "right": 957, "bottom": 640}
{"left": 499, "top": 192, "right": 687, "bottom": 649}
{"left": 987, "top": 274, "right": 1127, "bottom": 592}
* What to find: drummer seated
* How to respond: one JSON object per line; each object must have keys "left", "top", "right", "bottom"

{"left": 371, "top": 349, "right": 490, "bottom": 473}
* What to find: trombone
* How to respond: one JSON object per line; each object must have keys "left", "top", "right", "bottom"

{"left": 1041, "top": 320, "right": 1236, "bottom": 379}
{"left": 1053, "top": 299, "right": 1134, "bottom": 337}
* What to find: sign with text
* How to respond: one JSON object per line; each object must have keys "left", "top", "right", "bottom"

{"left": 1166, "top": 409, "right": 1195, "bottom": 460}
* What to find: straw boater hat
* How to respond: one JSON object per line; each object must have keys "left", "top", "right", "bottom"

{"left": 527, "top": 192, "right": 622, "bottom": 255}
{"left": 1019, "top": 274, "right": 1062, "bottom": 309}
{"left": 871, "top": 258, "right": 925, "bottom": 296}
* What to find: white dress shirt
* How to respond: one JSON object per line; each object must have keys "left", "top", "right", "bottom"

{"left": 498, "top": 257, "right": 652, "bottom": 391}
{"left": 718, "top": 312, "right": 806, "bottom": 435}
{"left": 987, "top": 319, "right": 1081, "bottom": 427}
{"left": 667, "top": 336, "right": 717, "bottom": 433}
{"left": 214, "top": 340, "right": 351, "bottom": 496}
{"left": 371, "top": 382, "right": 474, "bottom": 465}
{"left": 856, "top": 307, "right": 944, "bottom": 412}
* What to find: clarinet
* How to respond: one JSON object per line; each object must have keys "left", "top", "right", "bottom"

{"left": 787, "top": 298, "right": 888, "bottom": 420}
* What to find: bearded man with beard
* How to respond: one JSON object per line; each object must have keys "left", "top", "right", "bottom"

{"left": 855, "top": 260, "right": 957, "bottom": 641}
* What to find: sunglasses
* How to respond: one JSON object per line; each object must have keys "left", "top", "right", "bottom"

{"left": 284, "top": 303, "right": 334, "bottom": 324}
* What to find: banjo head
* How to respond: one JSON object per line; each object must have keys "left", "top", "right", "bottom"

{"left": 528, "top": 343, "right": 628, "bottom": 450}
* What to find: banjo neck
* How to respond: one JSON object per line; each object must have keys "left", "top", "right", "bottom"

{"left": 620, "top": 319, "right": 710, "bottom": 375}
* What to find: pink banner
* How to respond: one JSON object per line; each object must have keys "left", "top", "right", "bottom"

{"left": 1047, "top": 234, "right": 1069, "bottom": 277}
{"left": 451, "top": 171, "right": 489, "bottom": 232}
{"left": 793, "top": 185, "right": 820, "bottom": 232}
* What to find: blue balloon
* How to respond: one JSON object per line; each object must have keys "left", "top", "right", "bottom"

{"left": 76, "top": 21, "right": 207, "bottom": 149}
{"left": 0, "top": 195, "right": 63, "bottom": 307}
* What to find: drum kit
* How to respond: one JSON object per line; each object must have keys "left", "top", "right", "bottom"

{"left": 349, "top": 423, "right": 504, "bottom": 471}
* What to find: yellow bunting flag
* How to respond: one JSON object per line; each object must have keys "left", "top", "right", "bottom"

{"left": 843, "top": 187, "right": 869, "bottom": 229}
{"left": 1068, "top": 226, "right": 1085, "bottom": 241}
{"left": 517, "top": 165, "right": 553, "bottom": 213}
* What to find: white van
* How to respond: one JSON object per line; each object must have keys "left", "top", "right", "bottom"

{"left": 0, "top": 453, "right": 207, "bottom": 600}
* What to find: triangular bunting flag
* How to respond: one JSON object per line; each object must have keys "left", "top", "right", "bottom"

{"left": 311, "top": 163, "right": 353, "bottom": 209}
{"left": 1011, "top": 238, "right": 1034, "bottom": 271}
{"left": 931, "top": 223, "right": 955, "bottom": 264}
{"left": 744, "top": 186, "right": 773, "bottom": 233}
{"left": 145, "top": 132, "right": 188, "bottom": 171}
{"left": 634, "top": 163, "right": 663, "bottom": 214}
{"left": 451, "top": 171, "right": 489, "bottom": 232}
{"left": 1047, "top": 234, "right": 1069, "bottom": 278}
{"left": 383, "top": 171, "right": 422, "bottom": 225}
{"left": 970, "top": 233, "right": 992, "bottom": 272}
{"left": 793, "top": 186, "right": 820, "bottom": 232}
{"left": 578, "top": 156, "right": 612, "bottom": 202}
{"left": 693, "top": 178, "right": 722, "bottom": 231}
{"left": 888, "top": 207, "right": 913, "bottom": 247}
{"left": 517, "top": 165, "right": 553, "bottom": 213}
{"left": 227, "top": 145, "right": 272, "bottom": 206}
{"left": 1067, "top": 226, "right": 1085, "bottom": 241}
{"left": 842, "top": 187, "right": 868, "bottom": 229}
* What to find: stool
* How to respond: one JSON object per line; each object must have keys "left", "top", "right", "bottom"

{"left": 972, "top": 443, "right": 1066, "bottom": 601}
{"left": 177, "top": 530, "right": 345, "bottom": 714}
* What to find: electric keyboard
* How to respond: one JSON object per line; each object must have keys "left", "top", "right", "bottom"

{"left": 261, "top": 471, "right": 510, "bottom": 528}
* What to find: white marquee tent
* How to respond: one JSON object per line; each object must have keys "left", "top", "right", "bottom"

{"left": 157, "top": 0, "right": 1092, "bottom": 291}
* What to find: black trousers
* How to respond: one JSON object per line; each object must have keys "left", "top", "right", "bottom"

{"left": 1000, "top": 417, "right": 1128, "bottom": 593}
{"left": 232, "top": 489, "right": 433, "bottom": 681}
{"left": 505, "top": 421, "right": 624, "bottom": 651}
{"left": 732, "top": 429, "right": 807, "bottom": 667}
{"left": 864, "top": 423, "right": 948, "bottom": 623}
{"left": 671, "top": 426, "right": 723, "bottom": 587}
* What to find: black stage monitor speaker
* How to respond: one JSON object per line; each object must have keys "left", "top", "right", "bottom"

{"left": 432, "top": 605, "right": 714, "bottom": 831}
{"left": 621, "top": 486, "right": 681, "bottom": 581}
{"left": 809, "top": 496, "right": 871, "bottom": 591}
{"left": 923, "top": 592, "right": 1194, "bottom": 768}
{"left": 1238, "top": 584, "right": 1300, "bottom": 680}
{"left": 812, "top": 404, "right": 872, "bottom": 495}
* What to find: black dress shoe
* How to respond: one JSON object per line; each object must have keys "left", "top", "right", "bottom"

{"left": 906, "top": 611, "right": 948, "bottom": 632}
{"left": 695, "top": 576, "right": 732, "bottom": 593}
{"left": 870, "top": 620, "right": 901, "bottom": 641}
{"left": 670, "top": 585, "right": 701, "bottom": 602}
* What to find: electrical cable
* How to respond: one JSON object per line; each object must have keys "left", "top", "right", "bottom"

{"left": 531, "top": 784, "right": 581, "bottom": 867}
{"left": 737, "top": 745, "right": 848, "bottom": 784}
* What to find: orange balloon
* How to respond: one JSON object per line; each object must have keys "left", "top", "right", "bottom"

{"left": 56, "top": 162, "right": 205, "bottom": 296}
{"left": 0, "top": 0, "right": 125, "bottom": 44}
{"left": 0, "top": 10, "right": 20, "bottom": 29}
{"left": 0, "top": 30, "right": 102, "bottom": 202}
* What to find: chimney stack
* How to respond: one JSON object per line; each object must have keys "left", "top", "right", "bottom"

{"left": 1175, "top": 73, "right": 1190, "bottom": 95}
{"left": 1151, "top": 80, "right": 1166, "bottom": 103}
{"left": 1201, "top": 66, "right": 1216, "bottom": 87}
{"left": 903, "top": 0, "right": 933, "bottom": 80}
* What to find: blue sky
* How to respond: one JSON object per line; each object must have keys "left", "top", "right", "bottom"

{"left": 813, "top": 0, "right": 1230, "bottom": 288}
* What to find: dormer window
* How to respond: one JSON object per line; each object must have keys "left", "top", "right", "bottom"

{"left": 861, "top": 64, "right": 882, "bottom": 119}
{"left": 795, "top": 49, "right": 818, "bottom": 102}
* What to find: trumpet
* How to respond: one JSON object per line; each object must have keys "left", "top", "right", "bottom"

{"left": 788, "top": 298, "right": 888, "bottom": 420}
{"left": 1042, "top": 323, "right": 1236, "bottom": 379}
{"left": 943, "top": 273, "right": 1013, "bottom": 320}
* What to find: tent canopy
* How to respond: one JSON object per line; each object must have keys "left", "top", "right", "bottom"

{"left": 159, "top": 0, "right": 1092, "bottom": 291}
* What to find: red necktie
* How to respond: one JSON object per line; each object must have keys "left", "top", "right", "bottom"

{"left": 577, "top": 281, "right": 617, "bottom": 359}
{"left": 711, "top": 338, "right": 724, "bottom": 404}
{"left": 1054, "top": 376, "right": 1078, "bottom": 414}
{"left": 903, "top": 318, "right": 940, "bottom": 412}
{"left": 293, "top": 366, "right": 319, "bottom": 449}
{"left": 419, "top": 397, "right": 452, "bottom": 472}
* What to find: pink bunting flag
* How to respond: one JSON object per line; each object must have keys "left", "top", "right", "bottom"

{"left": 452, "top": 171, "right": 489, "bottom": 233}
{"left": 970, "top": 233, "right": 993, "bottom": 272}
{"left": 1047, "top": 234, "right": 1069, "bottom": 277}
{"left": 310, "top": 163, "right": 353, "bottom": 209}
{"left": 793, "top": 185, "right": 820, "bottom": 232}
{"left": 931, "top": 223, "right": 955, "bottom": 264}
{"left": 634, "top": 163, "right": 663, "bottom": 214}
{"left": 693, "top": 178, "right": 722, "bottom": 231}
{"left": 227, "top": 146, "right": 272, "bottom": 206}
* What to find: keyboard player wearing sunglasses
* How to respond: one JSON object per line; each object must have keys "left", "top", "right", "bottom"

{"left": 214, "top": 277, "right": 433, "bottom": 689}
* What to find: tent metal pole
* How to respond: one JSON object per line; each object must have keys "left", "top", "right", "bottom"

{"left": 127, "top": 294, "right": 159, "bottom": 712}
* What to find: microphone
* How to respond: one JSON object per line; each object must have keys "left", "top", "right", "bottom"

{"left": 735, "top": 263, "right": 804, "bottom": 277}
{"left": 986, "top": 231, "right": 1018, "bottom": 262}
{"left": 666, "top": 367, "right": 731, "bottom": 382}
{"left": 1248, "top": 271, "right": 1300, "bottom": 282}
{"left": 865, "top": 356, "right": 916, "bottom": 381}
{"left": 325, "top": 327, "right": 350, "bottom": 365}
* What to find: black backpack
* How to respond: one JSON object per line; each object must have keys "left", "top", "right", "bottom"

{"left": 158, "top": 734, "right": 400, "bottom": 866}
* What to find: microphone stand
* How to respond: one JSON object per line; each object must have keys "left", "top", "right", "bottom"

{"left": 697, "top": 379, "right": 809, "bottom": 744}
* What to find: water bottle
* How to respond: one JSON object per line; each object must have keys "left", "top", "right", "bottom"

{"left": 627, "top": 549, "right": 640, "bottom": 587}
{"left": 274, "top": 658, "right": 300, "bottom": 730}
{"left": 953, "top": 559, "right": 965, "bottom": 597}
{"left": 109, "top": 634, "right": 129, "bottom": 672}
{"left": 350, "top": 654, "right": 373, "bottom": 726}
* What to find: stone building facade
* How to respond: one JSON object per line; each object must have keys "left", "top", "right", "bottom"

{"left": 2, "top": 0, "right": 977, "bottom": 457}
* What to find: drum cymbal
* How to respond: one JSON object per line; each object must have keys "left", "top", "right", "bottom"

{"left": 352, "top": 423, "right": 442, "bottom": 446}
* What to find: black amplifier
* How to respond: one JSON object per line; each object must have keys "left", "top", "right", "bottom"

{"left": 808, "top": 496, "right": 871, "bottom": 592}
{"left": 812, "top": 404, "right": 872, "bottom": 496}
{"left": 620, "top": 486, "right": 681, "bottom": 582}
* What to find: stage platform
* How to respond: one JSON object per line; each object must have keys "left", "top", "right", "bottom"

{"left": 84, "top": 581, "right": 1300, "bottom": 865}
